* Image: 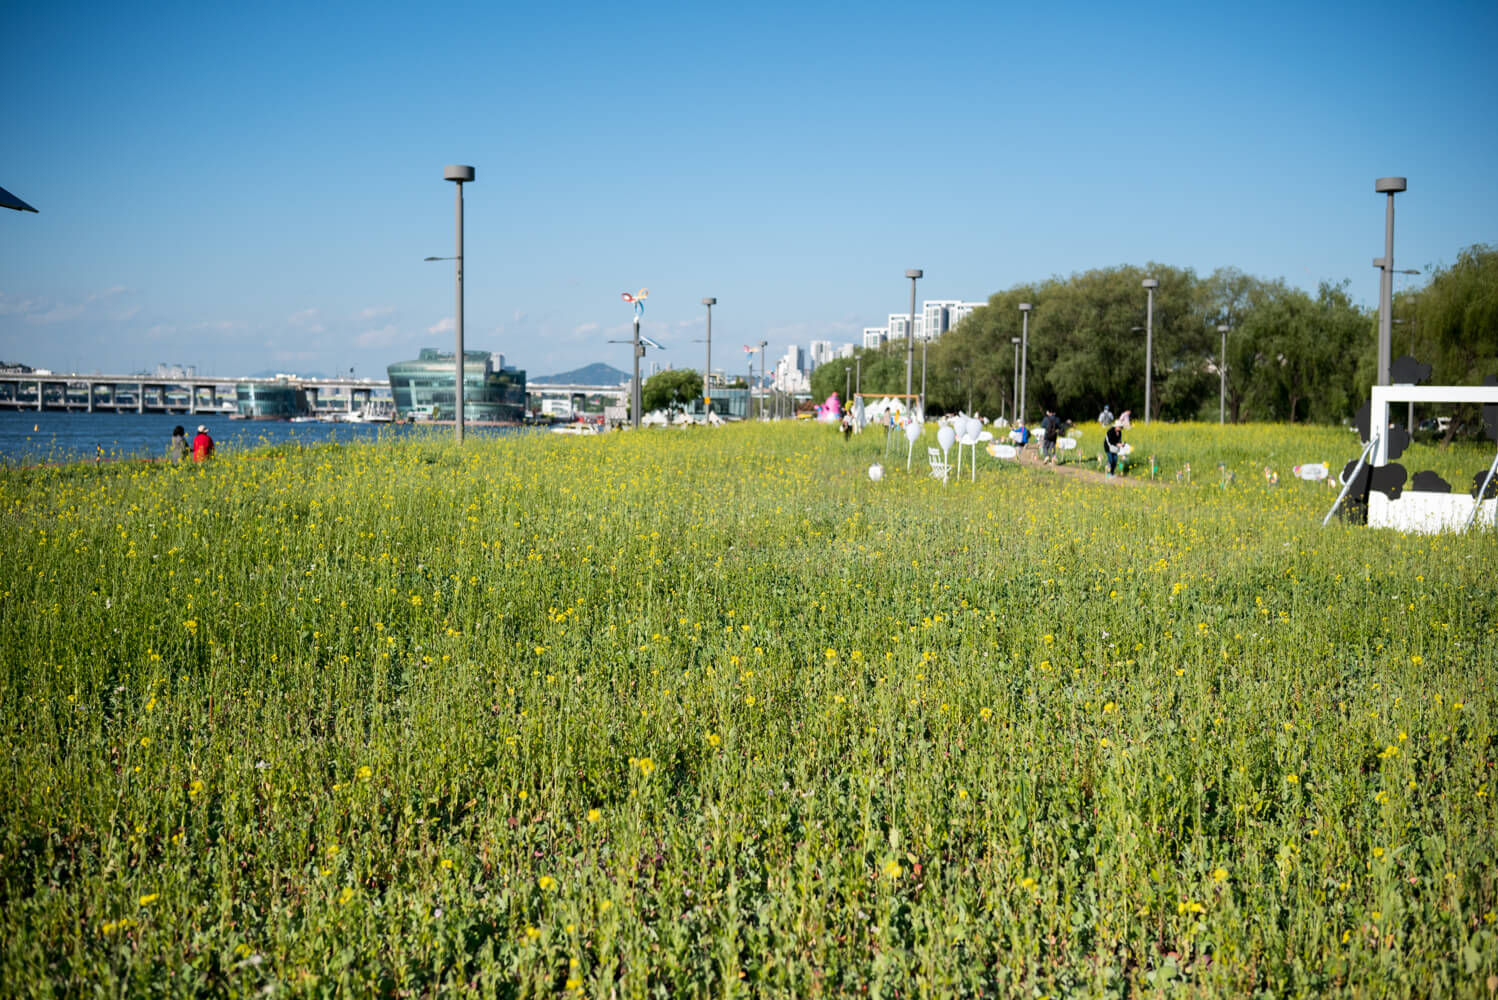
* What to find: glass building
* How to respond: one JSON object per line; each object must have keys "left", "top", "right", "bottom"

{"left": 236, "top": 382, "right": 308, "bottom": 419}
{"left": 387, "top": 349, "right": 526, "bottom": 422}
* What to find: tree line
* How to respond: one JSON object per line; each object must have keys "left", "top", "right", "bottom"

{"left": 809, "top": 244, "right": 1497, "bottom": 425}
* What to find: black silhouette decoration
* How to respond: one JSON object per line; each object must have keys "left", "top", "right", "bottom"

{"left": 1411, "top": 470, "right": 1450, "bottom": 493}
{"left": 1390, "top": 354, "right": 1432, "bottom": 385}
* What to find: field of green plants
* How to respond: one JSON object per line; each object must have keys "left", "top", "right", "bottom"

{"left": 2, "top": 422, "right": 1495, "bottom": 998}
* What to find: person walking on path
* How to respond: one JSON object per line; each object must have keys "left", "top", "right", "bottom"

{"left": 1097, "top": 403, "right": 1114, "bottom": 426}
{"left": 1105, "top": 421, "right": 1124, "bottom": 477}
{"left": 1040, "top": 409, "right": 1062, "bottom": 464}
{"left": 168, "top": 425, "right": 188, "bottom": 463}
{"left": 191, "top": 424, "right": 215, "bottom": 462}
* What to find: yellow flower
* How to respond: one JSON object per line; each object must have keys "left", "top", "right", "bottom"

{"left": 883, "top": 860, "right": 902, "bottom": 879}
{"left": 1372, "top": 846, "right": 1386, "bottom": 860}
{"left": 337, "top": 887, "right": 355, "bottom": 905}
{"left": 1018, "top": 876, "right": 1037, "bottom": 891}
{"left": 525, "top": 925, "right": 541, "bottom": 940}
{"left": 979, "top": 707, "right": 992, "bottom": 720}
{"left": 356, "top": 765, "right": 372, "bottom": 781}
{"left": 587, "top": 808, "right": 601, "bottom": 823}
{"left": 1211, "top": 867, "right": 1228, "bottom": 883}
{"left": 706, "top": 732, "right": 721, "bottom": 748}
{"left": 138, "top": 893, "right": 158, "bottom": 906}
{"left": 1284, "top": 773, "right": 1299, "bottom": 784}
{"left": 539, "top": 876, "right": 557, "bottom": 891}
{"left": 1177, "top": 900, "right": 1205, "bottom": 914}
{"left": 188, "top": 779, "right": 204, "bottom": 797}
{"left": 635, "top": 757, "right": 656, "bottom": 777}
{"left": 439, "top": 858, "right": 453, "bottom": 870}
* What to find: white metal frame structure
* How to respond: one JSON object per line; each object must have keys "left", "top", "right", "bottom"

{"left": 1363, "top": 384, "right": 1498, "bottom": 533}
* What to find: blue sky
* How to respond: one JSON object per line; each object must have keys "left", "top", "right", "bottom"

{"left": 3, "top": 0, "right": 1494, "bottom": 379}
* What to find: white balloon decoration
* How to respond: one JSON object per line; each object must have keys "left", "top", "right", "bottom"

{"left": 868, "top": 463, "right": 884, "bottom": 482}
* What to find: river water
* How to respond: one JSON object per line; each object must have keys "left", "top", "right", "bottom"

{"left": 0, "top": 411, "right": 516, "bottom": 465}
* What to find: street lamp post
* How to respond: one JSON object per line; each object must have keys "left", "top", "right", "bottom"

{"left": 442, "top": 165, "right": 473, "bottom": 443}
{"left": 845, "top": 365, "right": 851, "bottom": 403}
{"left": 1018, "top": 303, "right": 1032, "bottom": 424}
{"left": 1217, "top": 324, "right": 1230, "bottom": 424}
{"left": 1141, "top": 278, "right": 1159, "bottom": 423}
{"left": 756, "top": 340, "right": 768, "bottom": 420}
{"left": 1010, "top": 337, "right": 1021, "bottom": 423}
{"left": 904, "top": 270, "right": 922, "bottom": 409}
{"left": 701, "top": 298, "right": 716, "bottom": 415}
{"left": 1374, "top": 177, "right": 1408, "bottom": 387}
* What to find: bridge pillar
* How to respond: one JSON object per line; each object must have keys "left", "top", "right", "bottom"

{"left": 36, "top": 380, "right": 43, "bottom": 411}
{"left": 137, "top": 382, "right": 144, "bottom": 414}
{"left": 87, "top": 382, "right": 94, "bottom": 412}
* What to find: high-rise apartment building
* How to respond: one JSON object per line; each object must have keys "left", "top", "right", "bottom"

{"left": 863, "top": 328, "right": 887, "bottom": 349}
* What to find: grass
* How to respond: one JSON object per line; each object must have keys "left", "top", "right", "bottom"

{"left": 2, "top": 422, "right": 1496, "bottom": 997}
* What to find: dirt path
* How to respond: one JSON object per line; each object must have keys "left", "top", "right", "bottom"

{"left": 1013, "top": 442, "right": 1157, "bottom": 487}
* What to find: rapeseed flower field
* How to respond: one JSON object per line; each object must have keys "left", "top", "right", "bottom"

{"left": 1, "top": 422, "right": 1494, "bottom": 997}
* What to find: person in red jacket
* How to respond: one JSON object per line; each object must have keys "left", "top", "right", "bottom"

{"left": 191, "top": 424, "right": 215, "bottom": 462}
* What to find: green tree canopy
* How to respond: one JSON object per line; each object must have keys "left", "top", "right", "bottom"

{"left": 641, "top": 369, "right": 702, "bottom": 414}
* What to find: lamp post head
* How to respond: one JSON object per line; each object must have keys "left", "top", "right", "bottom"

{"left": 1011, "top": 336, "right": 1021, "bottom": 344}
{"left": 1018, "top": 303, "right": 1032, "bottom": 313}
{"left": 1142, "top": 278, "right": 1159, "bottom": 290}
{"left": 1375, "top": 177, "right": 1407, "bottom": 194}
{"left": 444, "top": 165, "right": 475, "bottom": 183}
{"left": 702, "top": 297, "right": 716, "bottom": 307}
{"left": 1217, "top": 324, "right": 1230, "bottom": 333}
{"left": 905, "top": 269, "right": 923, "bottom": 280}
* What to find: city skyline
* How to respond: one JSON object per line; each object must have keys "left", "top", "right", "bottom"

{"left": 2, "top": 1, "right": 1495, "bottom": 380}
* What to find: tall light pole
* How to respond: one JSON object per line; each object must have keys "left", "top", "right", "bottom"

{"left": 443, "top": 165, "right": 473, "bottom": 443}
{"left": 756, "top": 340, "right": 768, "bottom": 420}
{"left": 1141, "top": 278, "right": 1158, "bottom": 424}
{"left": 701, "top": 297, "right": 716, "bottom": 415}
{"left": 904, "top": 270, "right": 922, "bottom": 408}
{"left": 1217, "top": 323, "right": 1230, "bottom": 424}
{"left": 1018, "top": 303, "right": 1032, "bottom": 424}
{"left": 1010, "top": 336, "right": 1021, "bottom": 423}
{"left": 1378, "top": 264, "right": 1420, "bottom": 428}
{"left": 845, "top": 365, "right": 851, "bottom": 403}
{"left": 855, "top": 355, "right": 861, "bottom": 397}
{"left": 1374, "top": 177, "right": 1408, "bottom": 387}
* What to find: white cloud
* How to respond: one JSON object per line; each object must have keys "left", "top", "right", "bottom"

{"left": 356, "top": 324, "right": 404, "bottom": 348}
{"left": 573, "top": 322, "right": 599, "bottom": 335}
{"left": 356, "top": 305, "right": 394, "bottom": 321}
{"left": 0, "top": 286, "right": 138, "bottom": 325}
{"left": 146, "top": 324, "right": 176, "bottom": 340}
{"left": 288, "top": 308, "right": 325, "bottom": 333}
{"left": 427, "top": 316, "right": 455, "bottom": 334}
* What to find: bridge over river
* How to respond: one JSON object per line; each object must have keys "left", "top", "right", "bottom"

{"left": 0, "top": 373, "right": 388, "bottom": 416}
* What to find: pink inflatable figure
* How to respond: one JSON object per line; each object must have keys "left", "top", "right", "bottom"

{"left": 816, "top": 392, "right": 842, "bottom": 423}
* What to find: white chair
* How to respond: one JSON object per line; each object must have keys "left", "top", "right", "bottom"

{"left": 927, "top": 446, "right": 950, "bottom": 484}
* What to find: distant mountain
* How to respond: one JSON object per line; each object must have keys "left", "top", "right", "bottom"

{"left": 531, "top": 362, "right": 630, "bottom": 386}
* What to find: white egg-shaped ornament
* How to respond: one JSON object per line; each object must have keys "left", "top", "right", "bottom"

{"left": 937, "top": 425, "right": 956, "bottom": 452}
{"left": 905, "top": 422, "right": 921, "bottom": 443}
{"left": 868, "top": 463, "right": 884, "bottom": 482}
